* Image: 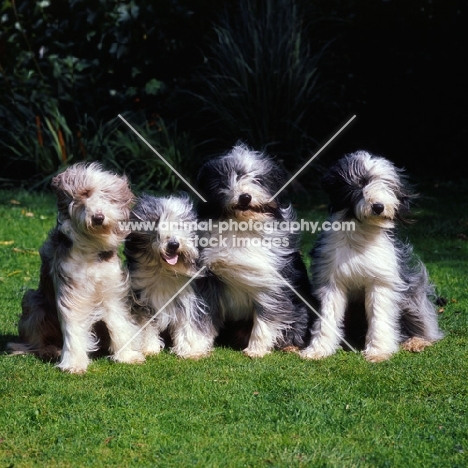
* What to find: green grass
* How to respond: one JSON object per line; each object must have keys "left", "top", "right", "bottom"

{"left": 1, "top": 183, "right": 467, "bottom": 468}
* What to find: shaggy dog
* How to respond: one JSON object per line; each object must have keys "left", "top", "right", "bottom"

{"left": 124, "top": 194, "right": 215, "bottom": 358}
{"left": 300, "top": 151, "right": 444, "bottom": 362}
{"left": 196, "top": 144, "right": 312, "bottom": 358}
{"left": 8, "top": 163, "right": 145, "bottom": 373}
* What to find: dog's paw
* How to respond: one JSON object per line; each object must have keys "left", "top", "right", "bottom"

{"left": 114, "top": 349, "right": 145, "bottom": 364}
{"left": 62, "top": 367, "right": 88, "bottom": 374}
{"left": 57, "top": 353, "right": 90, "bottom": 373}
{"left": 363, "top": 351, "right": 392, "bottom": 363}
{"left": 243, "top": 346, "right": 271, "bottom": 358}
{"left": 57, "top": 362, "right": 89, "bottom": 374}
{"left": 172, "top": 338, "right": 214, "bottom": 360}
{"left": 176, "top": 349, "right": 212, "bottom": 360}
{"left": 280, "top": 345, "right": 300, "bottom": 354}
{"left": 38, "top": 345, "right": 62, "bottom": 359}
{"left": 140, "top": 339, "right": 164, "bottom": 356}
{"left": 299, "top": 339, "right": 337, "bottom": 360}
{"left": 299, "top": 346, "right": 334, "bottom": 360}
{"left": 401, "top": 337, "right": 433, "bottom": 353}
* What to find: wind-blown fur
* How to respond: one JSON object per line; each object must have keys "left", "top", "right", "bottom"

{"left": 197, "top": 144, "right": 312, "bottom": 357}
{"left": 300, "top": 151, "right": 444, "bottom": 362}
{"left": 124, "top": 194, "right": 215, "bottom": 358}
{"left": 8, "top": 162, "right": 145, "bottom": 373}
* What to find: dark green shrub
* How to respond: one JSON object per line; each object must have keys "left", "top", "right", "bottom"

{"left": 194, "top": 0, "right": 324, "bottom": 167}
{"left": 0, "top": 0, "right": 201, "bottom": 188}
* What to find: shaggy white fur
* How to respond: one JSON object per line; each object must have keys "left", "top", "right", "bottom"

{"left": 8, "top": 163, "right": 145, "bottom": 373}
{"left": 197, "top": 144, "right": 312, "bottom": 357}
{"left": 124, "top": 194, "right": 215, "bottom": 359}
{"left": 300, "top": 151, "right": 444, "bottom": 362}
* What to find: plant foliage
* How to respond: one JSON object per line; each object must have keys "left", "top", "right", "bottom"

{"left": 0, "top": 0, "right": 197, "bottom": 189}
{"left": 194, "top": 0, "right": 324, "bottom": 165}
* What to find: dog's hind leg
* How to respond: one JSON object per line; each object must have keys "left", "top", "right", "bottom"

{"left": 8, "top": 289, "right": 62, "bottom": 359}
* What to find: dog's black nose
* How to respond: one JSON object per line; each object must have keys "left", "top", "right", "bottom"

{"left": 372, "top": 203, "right": 385, "bottom": 215}
{"left": 92, "top": 213, "right": 105, "bottom": 225}
{"left": 238, "top": 193, "right": 252, "bottom": 206}
{"left": 167, "top": 240, "right": 180, "bottom": 252}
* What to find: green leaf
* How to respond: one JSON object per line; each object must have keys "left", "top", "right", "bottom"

{"left": 145, "top": 78, "right": 165, "bottom": 96}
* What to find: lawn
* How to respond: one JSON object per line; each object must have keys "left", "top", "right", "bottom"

{"left": 0, "top": 181, "right": 467, "bottom": 468}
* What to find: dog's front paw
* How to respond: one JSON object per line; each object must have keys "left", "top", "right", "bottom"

{"left": 60, "top": 366, "right": 88, "bottom": 374}
{"left": 113, "top": 349, "right": 145, "bottom": 364}
{"left": 243, "top": 346, "right": 271, "bottom": 358}
{"left": 363, "top": 350, "right": 393, "bottom": 363}
{"left": 140, "top": 339, "right": 165, "bottom": 356}
{"left": 175, "top": 349, "right": 212, "bottom": 360}
{"left": 57, "top": 360, "right": 89, "bottom": 374}
{"left": 57, "top": 352, "right": 90, "bottom": 373}
{"left": 299, "top": 347, "right": 334, "bottom": 360}
{"left": 172, "top": 337, "right": 214, "bottom": 360}
{"left": 299, "top": 339, "right": 337, "bottom": 360}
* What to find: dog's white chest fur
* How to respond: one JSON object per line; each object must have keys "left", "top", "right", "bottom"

{"left": 201, "top": 229, "right": 288, "bottom": 322}
{"left": 300, "top": 151, "right": 444, "bottom": 363}
{"left": 62, "top": 248, "right": 117, "bottom": 280}
{"left": 57, "top": 247, "right": 124, "bottom": 314}
{"left": 132, "top": 270, "right": 189, "bottom": 325}
{"left": 316, "top": 224, "right": 400, "bottom": 294}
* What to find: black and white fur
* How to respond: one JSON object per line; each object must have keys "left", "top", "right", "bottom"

{"left": 300, "top": 151, "right": 444, "bottom": 362}
{"left": 8, "top": 163, "right": 145, "bottom": 373}
{"left": 124, "top": 194, "right": 215, "bottom": 359}
{"left": 197, "top": 144, "right": 312, "bottom": 358}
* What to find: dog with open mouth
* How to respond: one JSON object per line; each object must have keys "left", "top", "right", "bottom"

{"left": 196, "top": 143, "right": 313, "bottom": 357}
{"left": 124, "top": 193, "right": 215, "bottom": 359}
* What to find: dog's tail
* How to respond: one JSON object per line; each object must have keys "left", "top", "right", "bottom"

{"left": 6, "top": 341, "right": 62, "bottom": 359}
{"left": 6, "top": 342, "right": 34, "bottom": 355}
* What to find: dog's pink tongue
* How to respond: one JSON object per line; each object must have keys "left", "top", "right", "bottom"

{"left": 163, "top": 254, "right": 179, "bottom": 265}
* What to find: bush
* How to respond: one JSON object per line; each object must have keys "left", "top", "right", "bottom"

{"left": 193, "top": 0, "right": 325, "bottom": 168}
{"left": 0, "top": 0, "right": 200, "bottom": 189}
{"left": 0, "top": 100, "right": 192, "bottom": 191}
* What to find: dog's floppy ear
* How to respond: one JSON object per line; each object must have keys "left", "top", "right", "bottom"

{"left": 51, "top": 169, "right": 73, "bottom": 217}
{"left": 51, "top": 172, "right": 64, "bottom": 193}
{"left": 112, "top": 172, "right": 135, "bottom": 210}
{"left": 396, "top": 194, "right": 415, "bottom": 224}
{"left": 320, "top": 160, "right": 357, "bottom": 217}
{"left": 51, "top": 167, "right": 75, "bottom": 196}
{"left": 395, "top": 168, "right": 417, "bottom": 224}
{"left": 51, "top": 164, "right": 82, "bottom": 195}
{"left": 320, "top": 169, "right": 337, "bottom": 196}
{"left": 398, "top": 195, "right": 411, "bottom": 212}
